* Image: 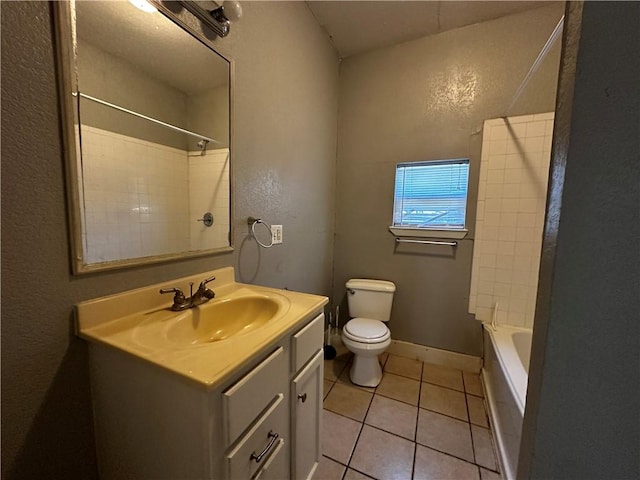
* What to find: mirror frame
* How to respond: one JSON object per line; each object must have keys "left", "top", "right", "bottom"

{"left": 53, "top": 0, "right": 235, "bottom": 274}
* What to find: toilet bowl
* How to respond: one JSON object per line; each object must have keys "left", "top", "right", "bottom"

{"left": 342, "top": 318, "right": 391, "bottom": 386}
{"left": 341, "top": 279, "right": 396, "bottom": 387}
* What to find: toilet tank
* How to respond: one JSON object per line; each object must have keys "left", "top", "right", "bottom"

{"left": 346, "top": 279, "right": 396, "bottom": 321}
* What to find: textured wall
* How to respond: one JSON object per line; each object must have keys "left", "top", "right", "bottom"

{"left": 333, "top": 4, "right": 563, "bottom": 355}
{"left": 520, "top": 2, "right": 640, "bottom": 478}
{"left": 0, "top": 1, "right": 338, "bottom": 478}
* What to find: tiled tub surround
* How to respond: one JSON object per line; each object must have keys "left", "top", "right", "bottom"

{"left": 188, "top": 148, "right": 230, "bottom": 251}
{"left": 80, "top": 125, "right": 229, "bottom": 263}
{"left": 317, "top": 353, "right": 501, "bottom": 480}
{"left": 469, "top": 113, "right": 555, "bottom": 329}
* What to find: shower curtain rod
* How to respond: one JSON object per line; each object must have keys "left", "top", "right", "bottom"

{"left": 505, "top": 15, "right": 565, "bottom": 116}
{"left": 73, "top": 92, "right": 224, "bottom": 146}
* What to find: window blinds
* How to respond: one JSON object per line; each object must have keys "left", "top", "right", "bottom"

{"left": 393, "top": 159, "right": 470, "bottom": 228}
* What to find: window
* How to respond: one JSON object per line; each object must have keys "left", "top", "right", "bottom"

{"left": 391, "top": 159, "right": 469, "bottom": 238}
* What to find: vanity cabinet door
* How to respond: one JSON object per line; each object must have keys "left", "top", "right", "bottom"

{"left": 291, "top": 349, "right": 323, "bottom": 480}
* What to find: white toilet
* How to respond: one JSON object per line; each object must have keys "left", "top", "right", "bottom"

{"left": 342, "top": 278, "right": 396, "bottom": 387}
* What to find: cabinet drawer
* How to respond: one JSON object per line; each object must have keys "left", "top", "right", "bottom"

{"left": 223, "top": 347, "right": 286, "bottom": 444}
{"left": 226, "top": 394, "right": 287, "bottom": 480}
{"left": 292, "top": 314, "right": 324, "bottom": 372}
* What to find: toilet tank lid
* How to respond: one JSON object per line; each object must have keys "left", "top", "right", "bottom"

{"left": 346, "top": 279, "right": 396, "bottom": 292}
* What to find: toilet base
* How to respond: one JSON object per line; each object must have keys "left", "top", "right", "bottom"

{"left": 349, "top": 355, "right": 384, "bottom": 387}
{"left": 342, "top": 335, "right": 391, "bottom": 387}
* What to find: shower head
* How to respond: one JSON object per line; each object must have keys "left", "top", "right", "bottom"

{"left": 197, "top": 139, "right": 210, "bottom": 154}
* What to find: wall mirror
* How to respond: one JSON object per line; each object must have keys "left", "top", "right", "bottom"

{"left": 55, "top": 0, "right": 233, "bottom": 274}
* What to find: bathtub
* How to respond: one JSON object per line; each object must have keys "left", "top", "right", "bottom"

{"left": 482, "top": 324, "right": 532, "bottom": 480}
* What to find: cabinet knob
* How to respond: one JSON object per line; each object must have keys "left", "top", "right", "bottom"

{"left": 297, "top": 393, "right": 307, "bottom": 403}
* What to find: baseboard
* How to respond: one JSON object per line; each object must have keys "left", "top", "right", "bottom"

{"left": 328, "top": 331, "right": 482, "bottom": 373}
{"left": 387, "top": 339, "right": 481, "bottom": 373}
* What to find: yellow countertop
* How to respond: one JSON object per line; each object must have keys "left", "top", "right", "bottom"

{"left": 76, "top": 267, "right": 328, "bottom": 389}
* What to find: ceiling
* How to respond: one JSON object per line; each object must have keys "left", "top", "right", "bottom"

{"left": 74, "top": 1, "right": 558, "bottom": 91}
{"left": 306, "top": 1, "right": 556, "bottom": 58}
{"left": 76, "top": 1, "right": 229, "bottom": 95}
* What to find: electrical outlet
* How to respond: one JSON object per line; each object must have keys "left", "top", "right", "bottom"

{"left": 271, "top": 225, "right": 283, "bottom": 244}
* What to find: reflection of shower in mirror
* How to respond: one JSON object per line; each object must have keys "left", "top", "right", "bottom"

{"left": 54, "top": 0, "right": 234, "bottom": 273}
{"left": 197, "top": 139, "right": 210, "bottom": 154}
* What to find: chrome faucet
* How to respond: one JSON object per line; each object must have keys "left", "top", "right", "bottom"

{"left": 160, "top": 275, "right": 216, "bottom": 311}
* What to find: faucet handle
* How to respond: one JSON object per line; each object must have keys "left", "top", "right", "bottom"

{"left": 198, "top": 276, "right": 216, "bottom": 290}
{"left": 159, "top": 287, "right": 186, "bottom": 303}
{"left": 197, "top": 276, "right": 216, "bottom": 300}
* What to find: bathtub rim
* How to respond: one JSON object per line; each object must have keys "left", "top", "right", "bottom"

{"left": 483, "top": 323, "right": 531, "bottom": 416}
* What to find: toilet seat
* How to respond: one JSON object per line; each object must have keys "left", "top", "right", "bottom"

{"left": 343, "top": 318, "right": 390, "bottom": 344}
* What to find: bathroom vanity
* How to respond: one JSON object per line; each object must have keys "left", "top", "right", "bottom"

{"left": 76, "top": 267, "right": 327, "bottom": 479}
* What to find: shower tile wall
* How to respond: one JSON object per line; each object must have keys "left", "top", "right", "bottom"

{"left": 81, "top": 126, "right": 190, "bottom": 263}
{"left": 469, "top": 113, "right": 554, "bottom": 328}
{"left": 188, "top": 148, "right": 230, "bottom": 251}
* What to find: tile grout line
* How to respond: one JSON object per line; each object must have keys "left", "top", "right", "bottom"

{"left": 416, "top": 403, "right": 478, "bottom": 425}
{"left": 340, "top": 354, "right": 408, "bottom": 479}
{"left": 338, "top": 355, "right": 383, "bottom": 480}
{"left": 329, "top": 355, "right": 481, "bottom": 479}
{"left": 464, "top": 371, "right": 480, "bottom": 469}
{"left": 414, "top": 364, "right": 496, "bottom": 474}
{"left": 476, "top": 371, "right": 503, "bottom": 476}
{"left": 327, "top": 357, "right": 493, "bottom": 479}
{"left": 467, "top": 372, "right": 502, "bottom": 475}
{"left": 411, "top": 360, "right": 425, "bottom": 479}
{"left": 323, "top": 355, "right": 354, "bottom": 475}
{"left": 323, "top": 379, "right": 336, "bottom": 401}
{"left": 416, "top": 442, "right": 491, "bottom": 469}
{"left": 348, "top": 418, "right": 480, "bottom": 467}
{"left": 328, "top": 360, "right": 500, "bottom": 479}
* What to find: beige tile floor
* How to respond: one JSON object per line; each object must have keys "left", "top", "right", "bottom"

{"left": 316, "top": 352, "right": 502, "bottom": 480}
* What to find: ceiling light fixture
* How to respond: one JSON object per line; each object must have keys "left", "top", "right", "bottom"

{"left": 179, "top": 1, "right": 243, "bottom": 38}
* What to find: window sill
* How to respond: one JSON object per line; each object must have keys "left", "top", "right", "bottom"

{"left": 388, "top": 226, "right": 468, "bottom": 240}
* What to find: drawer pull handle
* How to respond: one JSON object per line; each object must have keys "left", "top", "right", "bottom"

{"left": 250, "top": 430, "right": 279, "bottom": 463}
{"left": 297, "top": 393, "right": 307, "bottom": 403}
